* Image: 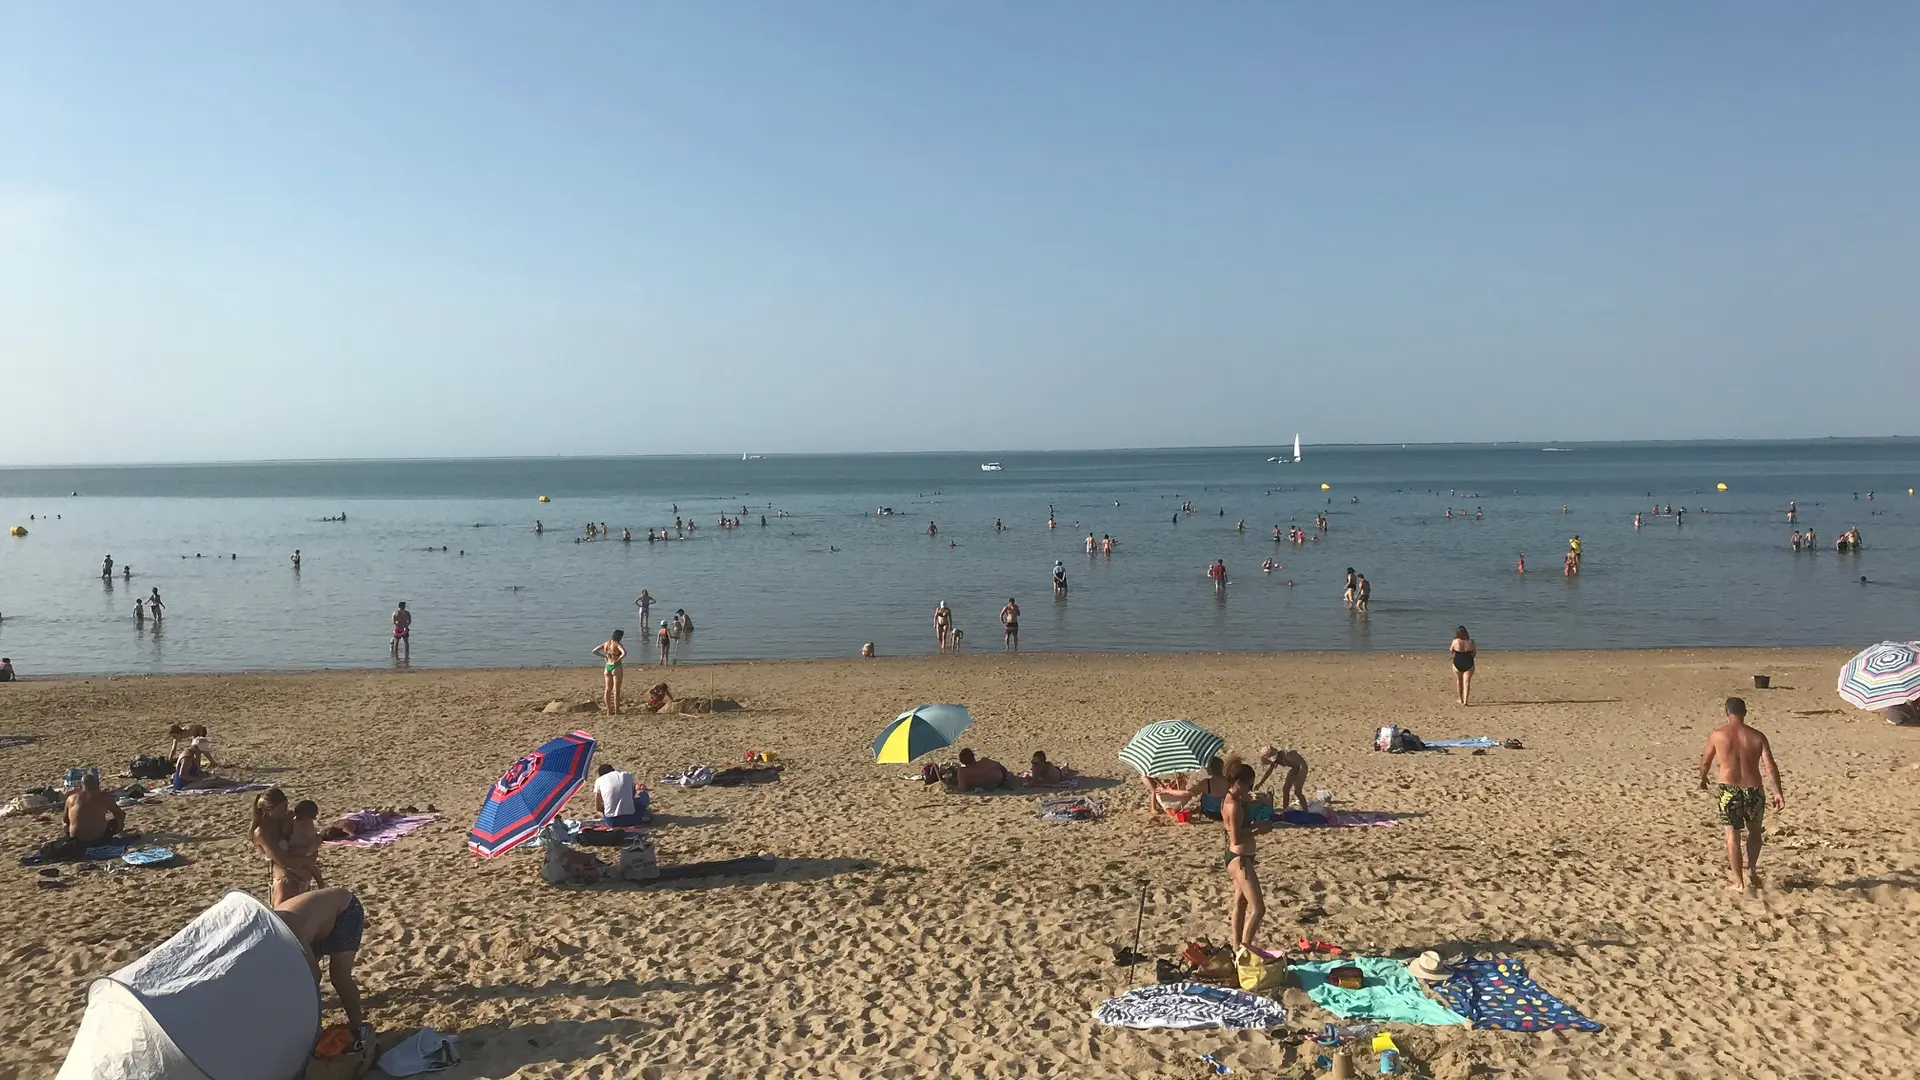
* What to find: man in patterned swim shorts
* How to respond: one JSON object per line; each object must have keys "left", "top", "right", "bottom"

{"left": 1696, "top": 697, "right": 1785, "bottom": 895}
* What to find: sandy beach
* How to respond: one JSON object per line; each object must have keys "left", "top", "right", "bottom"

{"left": 3, "top": 649, "right": 1918, "bottom": 1079}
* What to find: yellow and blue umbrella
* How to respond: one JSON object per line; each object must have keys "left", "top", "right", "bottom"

{"left": 873, "top": 705, "right": 974, "bottom": 764}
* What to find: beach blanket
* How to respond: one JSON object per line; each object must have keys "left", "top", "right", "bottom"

{"left": 660, "top": 765, "right": 713, "bottom": 789}
{"left": 83, "top": 842, "right": 135, "bottom": 861}
{"left": 710, "top": 765, "right": 781, "bottom": 787}
{"left": 1094, "top": 983, "right": 1288, "bottom": 1030}
{"left": 1276, "top": 810, "right": 1400, "bottom": 829}
{"left": 156, "top": 781, "right": 272, "bottom": 796}
{"left": 1018, "top": 770, "right": 1081, "bottom": 790}
{"left": 1036, "top": 797, "right": 1104, "bottom": 824}
{"left": 1436, "top": 957, "right": 1603, "bottom": 1032}
{"left": 1290, "top": 958, "right": 1469, "bottom": 1026}
{"left": 322, "top": 811, "right": 440, "bottom": 848}
{"left": 1420, "top": 737, "right": 1503, "bottom": 750}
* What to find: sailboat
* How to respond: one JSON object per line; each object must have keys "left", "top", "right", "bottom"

{"left": 1268, "top": 434, "right": 1301, "bottom": 464}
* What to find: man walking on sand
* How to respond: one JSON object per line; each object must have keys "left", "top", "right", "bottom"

{"left": 1696, "top": 697, "right": 1785, "bottom": 894}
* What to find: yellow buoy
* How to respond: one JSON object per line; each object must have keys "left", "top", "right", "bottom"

{"left": 8, "top": 525, "right": 25, "bottom": 537}
{"left": 1716, "top": 483, "right": 1728, "bottom": 491}
{"left": 1320, "top": 483, "right": 1331, "bottom": 491}
{"left": 538, "top": 495, "right": 550, "bottom": 503}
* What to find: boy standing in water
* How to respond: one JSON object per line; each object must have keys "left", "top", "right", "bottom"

{"left": 1697, "top": 697, "right": 1785, "bottom": 894}
{"left": 391, "top": 601, "right": 411, "bottom": 659}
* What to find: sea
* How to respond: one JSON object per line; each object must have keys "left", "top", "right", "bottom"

{"left": 1, "top": 440, "right": 1915, "bottom": 676}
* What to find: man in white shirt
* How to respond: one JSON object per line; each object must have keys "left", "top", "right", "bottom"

{"left": 593, "top": 764, "right": 645, "bottom": 827}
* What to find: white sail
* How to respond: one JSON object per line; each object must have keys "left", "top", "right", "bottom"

{"left": 1292, "top": 434, "right": 1301, "bottom": 462}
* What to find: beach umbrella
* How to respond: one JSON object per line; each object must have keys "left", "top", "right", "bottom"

{"left": 1837, "top": 641, "right": 1920, "bottom": 710}
{"left": 468, "top": 730, "right": 596, "bottom": 857}
{"left": 872, "top": 705, "right": 974, "bottom": 764}
{"left": 1119, "top": 719, "right": 1225, "bottom": 778}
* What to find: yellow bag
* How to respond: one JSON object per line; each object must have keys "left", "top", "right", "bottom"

{"left": 1235, "top": 947, "right": 1286, "bottom": 994}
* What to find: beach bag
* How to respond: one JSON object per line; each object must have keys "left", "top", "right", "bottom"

{"left": 129, "top": 755, "right": 172, "bottom": 780}
{"left": 1235, "top": 947, "right": 1287, "bottom": 994}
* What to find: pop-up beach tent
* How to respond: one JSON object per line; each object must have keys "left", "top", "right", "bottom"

{"left": 57, "top": 891, "right": 320, "bottom": 1080}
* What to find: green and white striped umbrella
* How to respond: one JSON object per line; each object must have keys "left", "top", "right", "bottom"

{"left": 1118, "top": 719, "right": 1225, "bottom": 778}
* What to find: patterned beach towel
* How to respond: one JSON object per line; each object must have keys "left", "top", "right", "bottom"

{"left": 1421, "top": 737, "right": 1503, "bottom": 750}
{"left": 1437, "top": 957, "right": 1603, "bottom": 1032}
{"left": 1036, "top": 797, "right": 1104, "bottom": 824}
{"left": 1094, "top": 983, "right": 1288, "bottom": 1030}
{"left": 323, "top": 811, "right": 441, "bottom": 848}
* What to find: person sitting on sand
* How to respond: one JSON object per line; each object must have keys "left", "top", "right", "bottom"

{"left": 1254, "top": 746, "right": 1311, "bottom": 811}
{"left": 1027, "top": 751, "right": 1071, "bottom": 787}
{"left": 593, "top": 763, "right": 646, "bottom": 827}
{"left": 65, "top": 772, "right": 125, "bottom": 844}
{"left": 172, "top": 737, "right": 228, "bottom": 789}
{"left": 1155, "top": 756, "right": 1230, "bottom": 817}
{"left": 0, "top": 657, "right": 12, "bottom": 682}
{"left": 643, "top": 682, "right": 671, "bottom": 712}
{"left": 946, "top": 748, "right": 1012, "bottom": 793}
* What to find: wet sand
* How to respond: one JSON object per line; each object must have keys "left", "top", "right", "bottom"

{"left": 2, "top": 649, "right": 1917, "bottom": 1079}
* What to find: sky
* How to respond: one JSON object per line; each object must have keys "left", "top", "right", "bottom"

{"left": 3, "top": 3, "right": 1917, "bottom": 464}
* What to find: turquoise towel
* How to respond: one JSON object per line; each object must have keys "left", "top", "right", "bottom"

{"left": 1289, "top": 957, "right": 1469, "bottom": 1026}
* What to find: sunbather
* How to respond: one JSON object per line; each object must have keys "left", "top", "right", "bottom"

{"left": 947, "top": 748, "right": 1013, "bottom": 792}
{"left": 65, "top": 773, "right": 124, "bottom": 844}
{"left": 1027, "top": 751, "right": 1071, "bottom": 786}
{"left": 172, "top": 737, "right": 228, "bottom": 789}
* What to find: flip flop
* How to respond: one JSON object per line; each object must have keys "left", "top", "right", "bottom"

{"left": 1297, "top": 937, "right": 1344, "bottom": 955}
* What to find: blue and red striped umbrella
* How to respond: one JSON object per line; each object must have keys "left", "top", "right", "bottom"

{"left": 468, "top": 730, "right": 596, "bottom": 858}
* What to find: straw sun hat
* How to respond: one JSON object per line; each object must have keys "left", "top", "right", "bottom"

{"left": 1407, "top": 951, "right": 1453, "bottom": 982}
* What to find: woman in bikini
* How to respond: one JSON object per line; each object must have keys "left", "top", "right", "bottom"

{"left": 593, "top": 629, "right": 626, "bottom": 714}
{"left": 1154, "top": 757, "right": 1231, "bottom": 817}
{"left": 250, "top": 787, "right": 310, "bottom": 905}
{"left": 1449, "top": 625, "right": 1477, "bottom": 706}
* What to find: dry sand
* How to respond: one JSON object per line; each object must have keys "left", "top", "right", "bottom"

{"left": 3, "top": 649, "right": 1918, "bottom": 1079}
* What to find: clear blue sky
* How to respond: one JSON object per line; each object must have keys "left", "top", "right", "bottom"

{"left": 4, "top": 3, "right": 1916, "bottom": 464}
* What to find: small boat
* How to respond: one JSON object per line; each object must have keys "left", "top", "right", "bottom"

{"left": 742, "top": 453, "right": 764, "bottom": 460}
{"left": 980, "top": 462, "right": 1004, "bottom": 472}
{"left": 1269, "top": 434, "right": 1302, "bottom": 463}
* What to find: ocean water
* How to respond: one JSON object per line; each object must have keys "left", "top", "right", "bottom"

{"left": 0, "top": 441, "right": 1915, "bottom": 675}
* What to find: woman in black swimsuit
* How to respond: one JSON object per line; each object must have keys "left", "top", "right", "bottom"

{"left": 1449, "top": 625, "right": 1477, "bottom": 706}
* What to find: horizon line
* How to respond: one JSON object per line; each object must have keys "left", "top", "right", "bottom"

{"left": 1, "top": 433, "right": 1915, "bottom": 472}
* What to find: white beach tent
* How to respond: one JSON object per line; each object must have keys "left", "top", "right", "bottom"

{"left": 57, "top": 890, "right": 320, "bottom": 1080}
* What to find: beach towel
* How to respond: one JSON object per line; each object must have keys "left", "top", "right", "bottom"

{"left": 83, "top": 842, "right": 135, "bottom": 861}
{"left": 1290, "top": 958, "right": 1469, "bottom": 1026}
{"left": 121, "top": 846, "right": 178, "bottom": 866}
{"left": 660, "top": 765, "right": 713, "bottom": 788}
{"left": 710, "top": 765, "right": 781, "bottom": 787}
{"left": 1436, "top": 957, "right": 1603, "bottom": 1032}
{"left": 322, "top": 811, "right": 440, "bottom": 848}
{"left": 157, "top": 781, "right": 272, "bottom": 796}
{"left": 1094, "top": 983, "right": 1289, "bottom": 1030}
{"left": 1036, "top": 797, "right": 1104, "bottom": 824}
{"left": 1420, "top": 737, "right": 1503, "bottom": 750}
{"left": 1276, "top": 810, "right": 1400, "bottom": 829}
{"left": 1018, "top": 771, "right": 1081, "bottom": 790}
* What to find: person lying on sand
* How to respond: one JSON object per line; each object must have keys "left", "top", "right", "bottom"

{"left": 65, "top": 773, "right": 125, "bottom": 844}
{"left": 1255, "top": 746, "right": 1311, "bottom": 811}
{"left": 946, "top": 749, "right": 1013, "bottom": 793}
{"left": 1027, "top": 751, "right": 1072, "bottom": 787}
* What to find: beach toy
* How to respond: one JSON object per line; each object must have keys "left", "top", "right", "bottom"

{"left": 1379, "top": 1048, "right": 1400, "bottom": 1075}
{"left": 8, "top": 525, "right": 23, "bottom": 536}
{"left": 1716, "top": 483, "right": 1728, "bottom": 491}
{"left": 1371, "top": 1032, "right": 1398, "bottom": 1053}
{"left": 538, "top": 495, "right": 550, "bottom": 502}
{"left": 1320, "top": 483, "right": 1331, "bottom": 491}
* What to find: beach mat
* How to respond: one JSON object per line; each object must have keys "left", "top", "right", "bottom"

{"left": 654, "top": 854, "right": 777, "bottom": 881}
{"left": 1277, "top": 810, "right": 1399, "bottom": 829}
{"left": 156, "top": 781, "right": 272, "bottom": 796}
{"left": 322, "top": 811, "right": 440, "bottom": 848}
{"left": 1436, "top": 957, "right": 1603, "bottom": 1032}
{"left": 1290, "top": 958, "right": 1469, "bottom": 1026}
{"left": 1421, "top": 737, "right": 1503, "bottom": 750}
{"left": 1094, "top": 983, "right": 1288, "bottom": 1030}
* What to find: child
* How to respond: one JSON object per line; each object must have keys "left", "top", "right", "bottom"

{"left": 1257, "top": 746, "right": 1311, "bottom": 811}
{"left": 285, "top": 799, "right": 327, "bottom": 891}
